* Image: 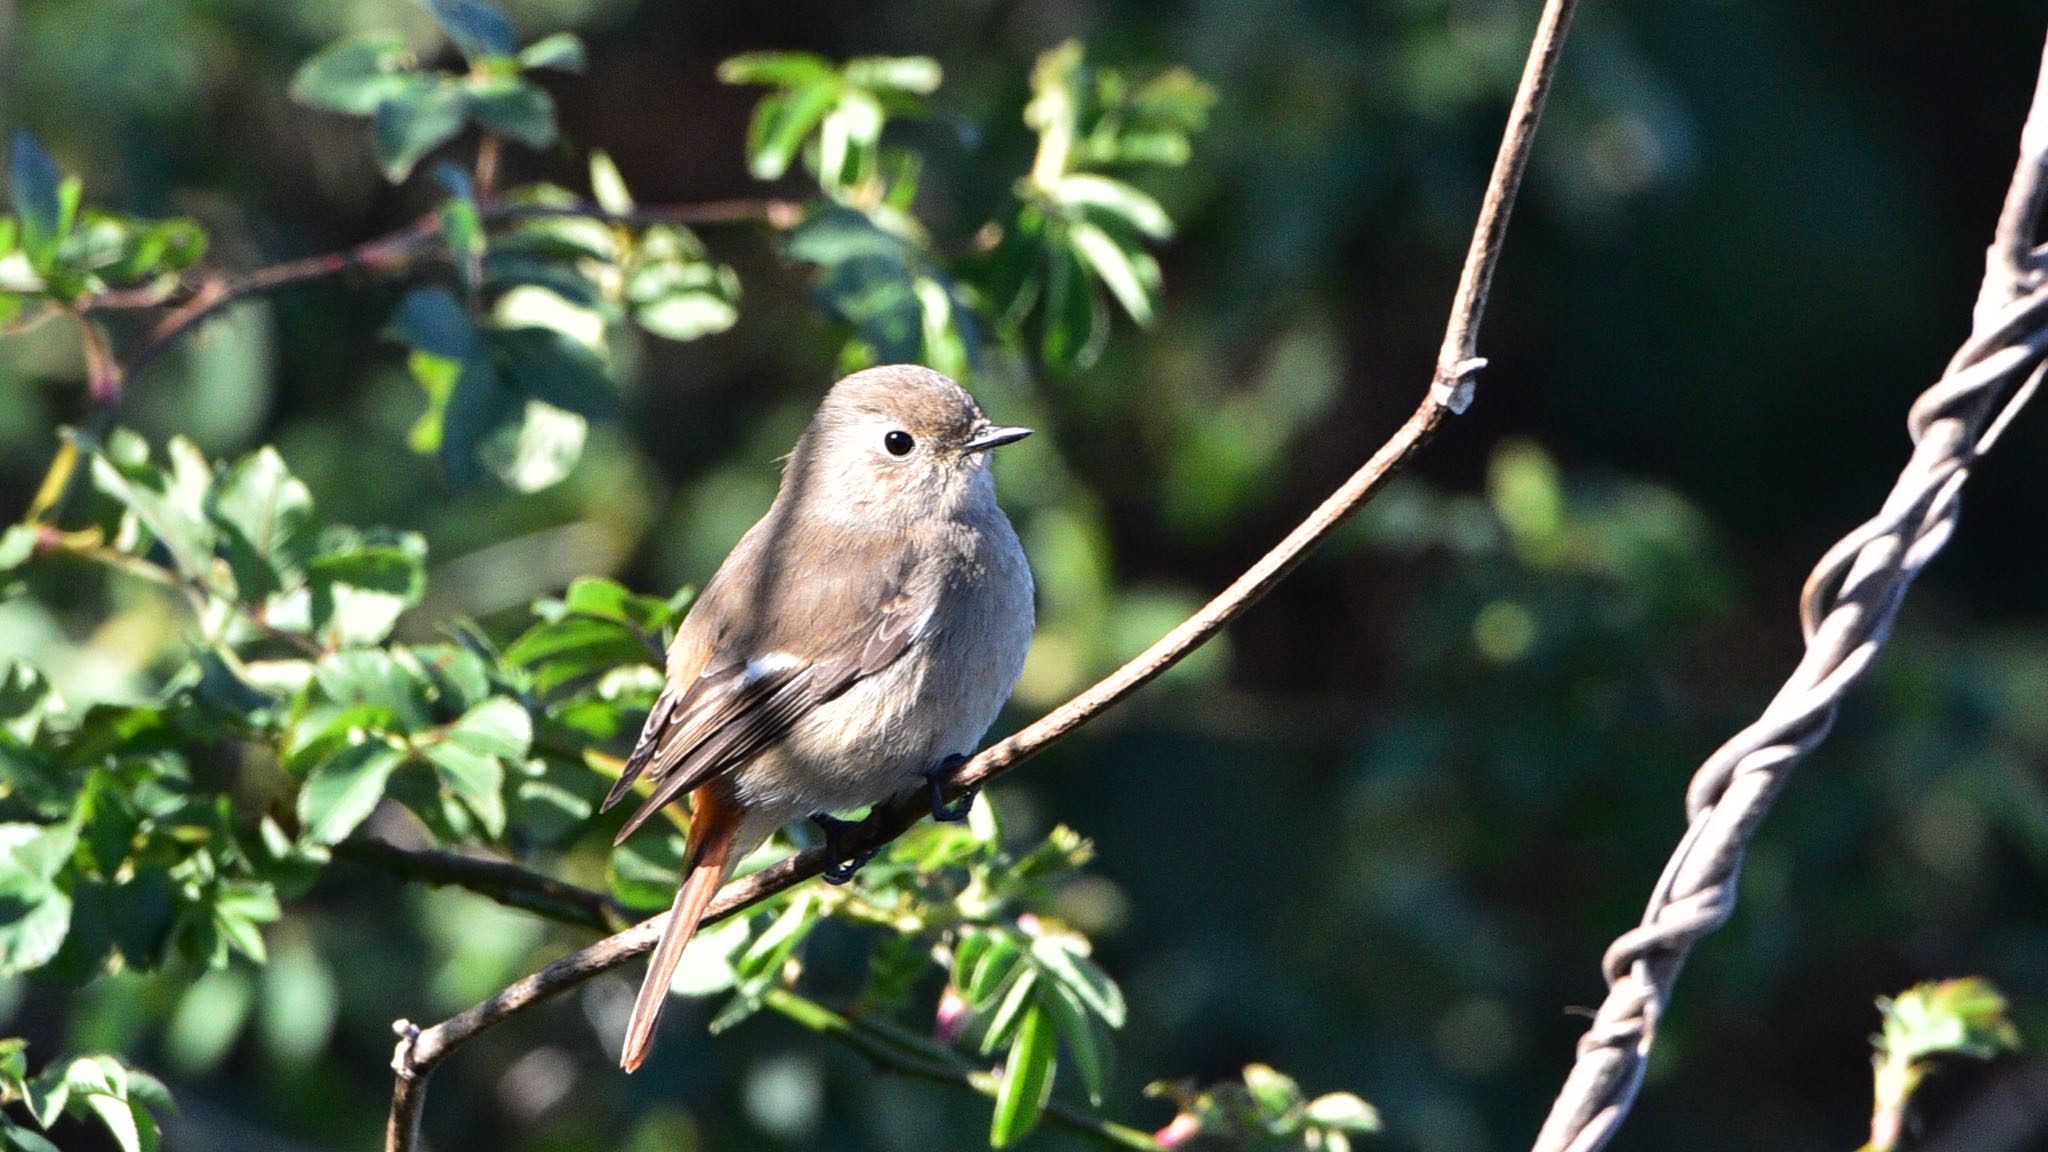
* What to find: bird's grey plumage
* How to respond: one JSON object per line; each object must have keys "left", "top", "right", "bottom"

{"left": 603, "top": 363, "right": 1036, "bottom": 855}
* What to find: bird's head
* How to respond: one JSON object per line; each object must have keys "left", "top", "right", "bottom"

{"left": 784, "top": 365, "right": 1031, "bottom": 527}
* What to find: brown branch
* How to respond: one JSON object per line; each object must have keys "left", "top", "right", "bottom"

{"left": 101, "top": 197, "right": 799, "bottom": 388}
{"left": 334, "top": 837, "right": 631, "bottom": 933}
{"left": 120, "top": 213, "right": 446, "bottom": 386}
{"left": 382, "top": 3, "right": 1578, "bottom": 1148}
{"left": 486, "top": 199, "right": 805, "bottom": 230}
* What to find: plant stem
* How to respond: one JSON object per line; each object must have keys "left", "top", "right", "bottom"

{"left": 762, "top": 989, "right": 1160, "bottom": 1152}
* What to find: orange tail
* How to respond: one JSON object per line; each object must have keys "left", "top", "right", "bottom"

{"left": 619, "top": 791, "right": 741, "bottom": 1073}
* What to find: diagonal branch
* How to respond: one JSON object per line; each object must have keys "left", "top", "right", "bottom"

{"left": 1528, "top": 30, "right": 2048, "bottom": 1152}
{"left": 382, "top": 2, "right": 1580, "bottom": 1148}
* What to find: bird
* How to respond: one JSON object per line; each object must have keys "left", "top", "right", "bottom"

{"left": 601, "top": 364, "right": 1036, "bottom": 1073}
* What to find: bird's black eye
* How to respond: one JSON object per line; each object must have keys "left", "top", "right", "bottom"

{"left": 884, "top": 430, "right": 915, "bottom": 456}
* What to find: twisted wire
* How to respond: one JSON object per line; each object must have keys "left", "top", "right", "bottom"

{"left": 1529, "top": 34, "right": 2048, "bottom": 1152}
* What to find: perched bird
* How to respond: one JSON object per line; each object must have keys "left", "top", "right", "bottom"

{"left": 602, "top": 364, "right": 1036, "bottom": 1072}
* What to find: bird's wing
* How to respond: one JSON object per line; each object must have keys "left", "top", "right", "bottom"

{"left": 601, "top": 534, "right": 933, "bottom": 844}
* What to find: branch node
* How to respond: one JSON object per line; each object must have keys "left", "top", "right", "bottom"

{"left": 1432, "top": 356, "right": 1487, "bottom": 414}
{"left": 392, "top": 1019, "right": 423, "bottom": 1080}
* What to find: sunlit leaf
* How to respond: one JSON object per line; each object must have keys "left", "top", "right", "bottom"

{"left": 289, "top": 34, "right": 416, "bottom": 116}
{"left": 298, "top": 741, "right": 405, "bottom": 845}
{"left": 1030, "top": 935, "right": 1126, "bottom": 1027}
{"left": 745, "top": 82, "right": 839, "bottom": 181}
{"left": 517, "top": 32, "right": 586, "bottom": 74}
{"left": 1067, "top": 218, "right": 1158, "bottom": 325}
{"left": 1052, "top": 173, "right": 1172, "bottom": 239}
{"left": 989, "top": 1004, "right": 1057, "bottom": 1147}
{"left": 717, "top": 51, "right": 837, "bottom": 89}
{"left": 842, "top": 56, "right": 942, "bottom": 95}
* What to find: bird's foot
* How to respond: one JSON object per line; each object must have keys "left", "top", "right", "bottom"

{"left": 810, "top": 813, "right": 876, "bottom": 885}
{"left": 925, "top": 754, "right": 977, "bottom": 823}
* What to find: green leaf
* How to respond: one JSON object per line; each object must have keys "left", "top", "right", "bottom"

{"left": 288, "top": 33, "right": 416, "bottom": 116}
{"left": 385, "top": 287, "right": 482, "bottom": 360}
{"left": 504, "top": 616, "right": 653, "bottom": 691}
{"left": 208, "top": 446, "right": 316, "bottom": 600}
{"left": 1039, "top": 979, "right": 1111, "bottom": 1105}
{"left": 211, "top": 880, "right": 279, "bottom": 965}
{"left": 624, "top": 233, "right": 740, "bottom": 343}
{"left": 442, "top": 193, "right": 484, "bottom": 298}
{"left": 307, "top": 648, "right": 426, "bottom": 740}
{"left": 1881, "top": 977, "right": 2022, "bottom": 1064}
{"left": 1305, "top": 1092, "right": 1382, "bottom": 1133}
{"left": 8, "top": 1127, "right": 62, "bottom": 1152}
{"left": 298, "top": 741, "right": 405, "bottom": 845}
{"left": 607, "top": 832, "right": 685, "bottom": 911}
{"left": 448, "top": 697, "right": 531, "bottom": 759}
{"left": 745, "top": 81, "right": 839, "bottom": 181}
{"left": 466, "top": 76, "right": 557, "bottom": 149}
{"left": 487, "top": 327, "right": 617, "bottom": 419}
{"left": 80, "top": 1090, "right": 153, "bottom": 1152}
{"left": 717, "top": 51, "right": 838, "bottom": 89}
{"left": 429, "top": 0, "right": 517, "bottom": 63}
{"left": 372, "top": 78, "right": 470, "bottom": 182}
{"left": 1051, "top": 173, "right": 1172, "bottom": 239}
{"left": 732, "top": 893, "right": 819, "bottom": 993}
{"left": 22, "top": 1067, "right": 68, "bottom": 1127}
{"left": 1030, "top": 936, "right": 1126, "bottom": 1027}
{"left": 304, "top": 542, "right": 427, "bottom": 648}
{"left": 786, "top": 205, "right": 934, "bottom": 363}
{"left": 1040, "top": 238, "right": 1106, "bottom": 371}
{"left": 88, "top": 434, "right": 217, "bottom": 580}
{"left": 842, "top": 56, "right": 942, "bottom": 95}
{"left": 0, "top": 824, "right": 75, "bottom": 975}
{"left": 1131, "top": 67, "right": 1218, "bottom": 132}
{"left": 965, "top": 934, "right": 1027, "bottom": 1004}
{"left": 1242, "top": 1063, "right": 1303, "bottom": 1119}
{"left": 517, "top": 32, "right": 586, "bottom": 74}
{"left": 423, "top": 740, "right": 505, "bottom": 838}
{"left": 1067, "top": 218, "right": 1159, "bottom": 326}
{"left": 440, "top": 355, "right": 519, "bottom": 486}
{"left": 989, "top": 1004, "right": 1057, "bottom": 1148}
{"left": 588, "top": 151, "right": 633, "bottom": 214}
{"left": 0, "top": 662, "right": 55, "bottom": 742}
{"left": 12, "top": 131, "right": 66, "bottom": 272}
{"left": 978, "top": 967, "right": 1038, "bottom": 1054}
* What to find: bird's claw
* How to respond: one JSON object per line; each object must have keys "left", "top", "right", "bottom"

{"left": 926, "top": 754, "right": 977, "bottom": 823}
{"left": 810, "top": 813, "right": 876, "bottom": 885}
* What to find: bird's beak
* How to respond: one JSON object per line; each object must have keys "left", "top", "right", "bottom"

{"left": 964, "top": 424, "right": 1033, "bottom": 453}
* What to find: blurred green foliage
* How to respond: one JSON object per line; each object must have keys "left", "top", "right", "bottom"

{"left": 0, "top": 1, "right": 2045, "bottom": 1151}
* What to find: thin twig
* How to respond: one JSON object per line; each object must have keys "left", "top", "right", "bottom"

{"left": 488, "top": 199, "right": 804, "bottom": 230}
{"left": 334, "top": 837, "right": 631, "bottom": 932}
{"left": 36, "top": 530, "right": 325, "bottom": 659}
{"left": 382, "top": 4, "right": 1578, "bottom": 1148}
{"left": 1528, "top": 31, "right": 2048, "bottom": 1152}
{"left": 102, "top": 197, "right": 798, "bottom": 387}
{"left": 121, "top": 213, "right": 446, "bottom": 385}
{"left": 342, "top": 841, "right": 1156, "bottom": 1149}
{"left": 763, "top": 989, "right": 1161, "bottom": 1152}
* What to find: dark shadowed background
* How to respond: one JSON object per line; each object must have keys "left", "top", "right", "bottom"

{"left": 3, "top": 1, "right": 2047, "bottom": 1150}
